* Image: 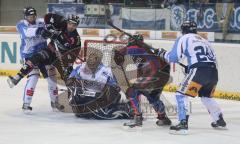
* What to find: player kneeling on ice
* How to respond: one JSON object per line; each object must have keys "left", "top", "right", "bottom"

{"left": 7, "top": 13, "right": 81, "bottom": 111}
{"left": 114, "top": 34, "right": 172, "bottom": 128}
{"left": 66, "top": 50, "right": 133, "bottom": 120}
{"left": 154, "top": 21, "right": 227, "bottom": 135}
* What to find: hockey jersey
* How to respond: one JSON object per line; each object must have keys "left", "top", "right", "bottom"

{"left": 164, "top": 33, "right": 217, "bottom": 66}
{"left": 16, "top": 18, "right": 47, "bottom": 59}
{"left": 44, "top": 13, "right": 81, "bottom": 55}
{"left": 118, "top": 45, "right": 168, "bottom": 80}
{"left": 69, "top": 63, "right": 117, "bottom": 93}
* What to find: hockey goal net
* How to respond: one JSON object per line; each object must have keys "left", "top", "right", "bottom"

{"left": 83, "top": 40, "right": 177, "bottom": 118}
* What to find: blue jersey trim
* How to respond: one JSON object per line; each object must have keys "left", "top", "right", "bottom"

{"left": 168, "top": 37, "right": 181, "bottom": 63}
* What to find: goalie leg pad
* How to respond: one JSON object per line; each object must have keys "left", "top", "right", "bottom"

{"left": 70, "top": 83, "right": 121, "bottom": 114}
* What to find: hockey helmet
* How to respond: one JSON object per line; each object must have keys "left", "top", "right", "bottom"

{"left": 23, "top": 7, "right": 37, "bottom": 17}
{"left": 181, "top": 20, "right": 197, "bottom": 34}
{"left": 67, "top": 14, "right": 80, "bottom": 25}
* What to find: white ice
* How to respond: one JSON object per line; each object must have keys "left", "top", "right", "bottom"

{"left": 0, "top": 76, "right": 240, "bottom": 144}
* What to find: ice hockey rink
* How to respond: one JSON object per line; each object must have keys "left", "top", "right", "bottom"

{"left": 0, "top": 76, "right": 240, "bottom": 144}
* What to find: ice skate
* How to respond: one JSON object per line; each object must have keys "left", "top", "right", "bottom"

{"left": 123, "top": 114, "right": 143, "bottom": 128}
{"left": 7, "top": 74, "right": 22, "bottom": 88}
{"left": 211, "top": 113, "right": 227, "bottom": 130}
{"left": 156, "top": 113, "right": 172, "bottom": 126}
{"left": 22, "top": 103, "right": 33, "bottom": 114}
{"left": 51, "top": 101, "right": 65, "bottom": 112}
{"left": 169, "top": 119, "right": 188, "bottom": 135}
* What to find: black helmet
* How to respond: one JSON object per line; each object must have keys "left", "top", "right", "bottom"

{"left": 67, "top": 14, "right": 80, "bottom": 25}
{"left": 128, "top": 34, "right": 144, "bottom": 46}
{"left": 23, "top": 7, "right": 37, "bottom": 17}
{"left": 181, "top": 20, "right": 197, "bottom": 34}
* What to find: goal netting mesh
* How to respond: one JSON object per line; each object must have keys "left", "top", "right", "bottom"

{"left": 83, "top": 40, "right": 177, "bottom": 118}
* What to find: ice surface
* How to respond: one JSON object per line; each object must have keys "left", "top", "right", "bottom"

{"left": 0, "top": 76, "right": 240, "bottom": 144}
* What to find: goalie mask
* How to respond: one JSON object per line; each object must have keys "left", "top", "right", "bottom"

{"left": 127, "top": 34, "right": 144, "bottom": 46}
{"left": 86, "top": 50, "right": 103, "bottom": 73}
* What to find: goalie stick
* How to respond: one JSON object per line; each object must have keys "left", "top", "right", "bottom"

{"left": 107, "top": 21, "right": 188, "bottom": 72}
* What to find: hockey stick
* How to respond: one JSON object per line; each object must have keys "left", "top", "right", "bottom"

{"left": 54, "top": 40, "right": 66, "bottom": 77}
{"left": 120, "top": 65, "right": 131, "bottom": 87}
{"left": 107, "top": 21, "right": 188, "bottom": 72}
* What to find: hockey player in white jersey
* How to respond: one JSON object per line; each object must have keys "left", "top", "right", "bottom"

{"left": 13, "top": 7, "right": 58, "bottom": 113}
{"left": 155, "top": 21, "right": 226, "bottom": 134}
{"left": 66, "top": 50, "right": 133, "bottom": 119}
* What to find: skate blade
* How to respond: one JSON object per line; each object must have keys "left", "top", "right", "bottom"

{"left": 123, "top": 125, "right": 143, "bottom": 131}
{"left": 156, "top": 121, "right": 171, "bottom": 127}
{"left": 213, "top": 126, "right": 228, "bottom": 130}
{"left": 52, "top": 108, "right": 60, "bottom": 112}
{"left": 52, "top": 105, "right": 65, "bottom": 112}
{"left": 7, "top": 78, "right": 15, "bottom": 88}
{"left": 169, "top": 129, "right": 188, "bottom": 135}
{"left": 52, "top": 106, "right": 65, "bottom": 112}
{"left": 22, "top": 110, "right": 33, "bottom": 115}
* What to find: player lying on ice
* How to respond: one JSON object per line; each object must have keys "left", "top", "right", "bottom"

{"left": 15, "top": 7, "right": 58, "bottom": 113}
{"left": 65, "top": 50, "right": 133, "bottom": 119}
{"left": 7, "top": 13, "right": 81, "bottom": 111}
{"left": 154, "top": 20, "right": 227, "bottom": 135}
{"left": 113, "top": 34, "right": 172, "bottom": 128}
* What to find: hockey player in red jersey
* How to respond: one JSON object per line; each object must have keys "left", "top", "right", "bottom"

{"left": 114, "top": 34, "right": 172, "bottom": 128}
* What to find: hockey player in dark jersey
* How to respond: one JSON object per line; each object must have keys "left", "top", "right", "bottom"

{"left": 7, "top": 13, "right": 81, "bottom": 85}
{"left": 114, "top": 34, "right": 172, "bottom": 127}
{"left": 7, "top": 13, "right": 81, "bottom": 110}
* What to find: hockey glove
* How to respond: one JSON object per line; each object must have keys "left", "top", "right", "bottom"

{"left": 114, "top": 50, "right": 124, "bottom": 66}
{"left": 63, "top": 66, "right": 73, "bottom": 79}
{"left": 36, "top": 27, "right": 44, "bottom": 36}
{"left": 153, "top": 48, "right": 167, "bottom": 61}
{"left": 40, "top": 28, "right": 61, "bottom": 40}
